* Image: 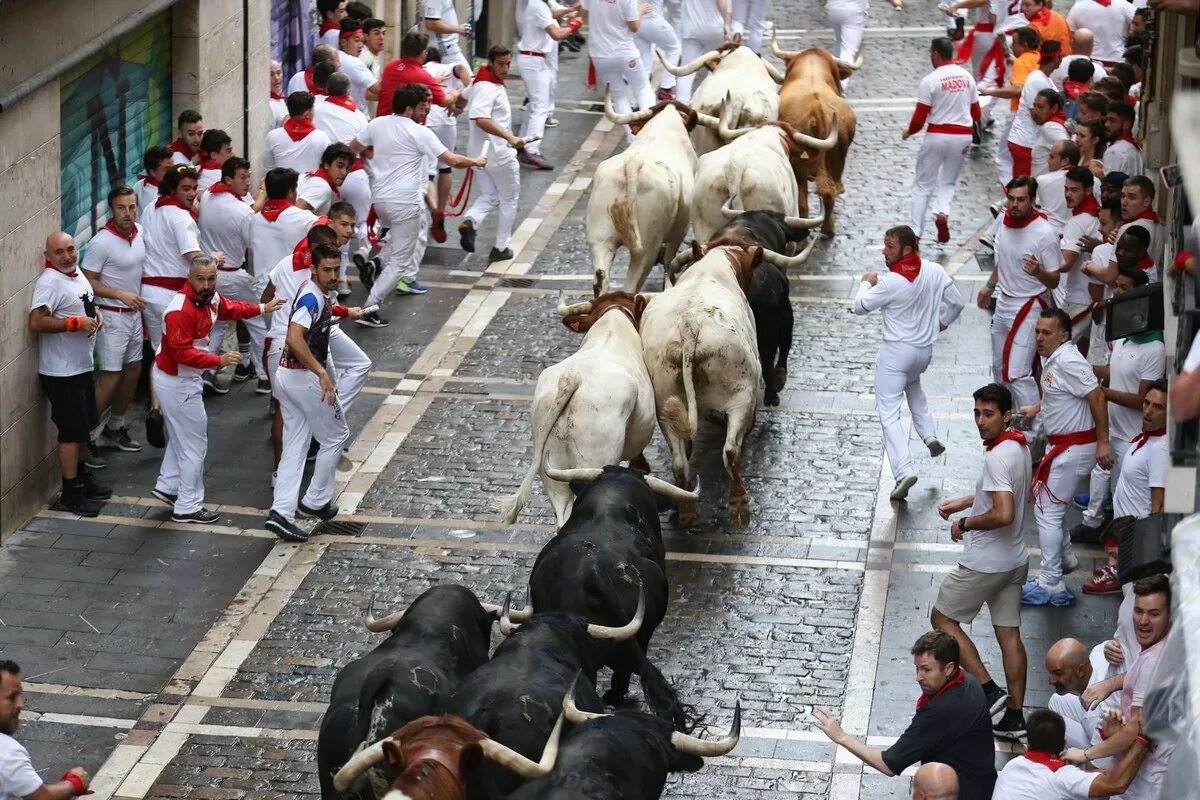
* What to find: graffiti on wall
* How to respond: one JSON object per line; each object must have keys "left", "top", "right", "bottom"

{"left": 272, "top": 0, "right": 314, "bottom": 86}
{"left": 60, "top": 12, "right": 172, "bottom": 246}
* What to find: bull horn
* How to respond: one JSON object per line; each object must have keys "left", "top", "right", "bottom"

{"left": 604, "top": 86, "right": 654, "bottom": 126}
{"left": 717, "top": 92, "right": 755, "bottom": 140}
{"left": 479, "top": 710, "right": 566, "bottom": 779}
{"left": 781, "top": 211, "right": 825, "bottom": 230}
{"left": 770, "top": 28, "right": 799, "bottom": 61}
{"left": 761, "top": 236, "right": 818, "bottom": 269}
{"left": 543, "top": 465, "right": 604, "bottom": 484}
{"left": 500, "top": 592, "right": 523, "bottom": 635}
{"left": 506, "top": 586, "right": 534, "bottom": 622}
{"left": 834, "top": 49, "right": 865, "bottom": 72}
{"left": 790, "top": 110, "right": 839, "bottom": 151}
{"left": 586, "top": 588, "right": 645, "bottom": 641}
{"left": 761, "top": 57, "right": 786, "bottom": 84}
{"left": 719, "top": 195, "right": 743, "bottom": 220}
{"left": 670, "top": 701, "right": 742, "bottom": 757}
{"left": 668, "top": 248, "right": 700, "bottom": 273}
{"left": 557, "top": 298, "right": 594, "bottom": 316}
{"left": 365, "top": 595, "right": 404, "bottom": 633}
{"left": 643, "top": 474, "right": 701, "bottom": 503}
{"left": 332, "top": 738, "right": 390, "bottom": 790}
{"left": 563, "top": 672, "right": 608, "bottom": 724}
{"left": 658, "top": 45, "right": 720, "bottom": 76}
{"left": 693, "top": 110, "right": 722, "bottom": 130}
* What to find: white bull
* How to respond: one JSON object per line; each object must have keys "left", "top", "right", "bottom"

{"left": 641, "top": 245, "right": 762, "bottom": 527}
{"left": 501, "top": 292, "right": 684, "bottom": 527}
{"left": 587, "top": 96, "right": 712, "bottom": 297}
{"left": 658, "top": 45, "right": 784, "bottom": 157}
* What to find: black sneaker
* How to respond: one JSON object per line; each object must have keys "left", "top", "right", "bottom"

{"left": 354, "top": 251, "right": 376, "bottom": 291}
{"left": 146, "top": 409, "right": 166, "bottom": 448}
{"left": 53, "top": 488, "right": 103, "bottom": 518}
{"left": 1070, "top": 522, "right": 1104, "bottom": 544}
{"left": 459, "top": 219, "right": 477, "bottom": 253}
{"left": 232, "top": 363, "right": 256, "bottom": 383}
{"left": 82, "top": 476, "right": 113, "bottom": 501}
{"left": 172, "top": 508, "right": 221, "bottom": 524}
{"left": 298, "top": 500, "right": 339, "bottom": 521}
{"left": 84, "top": 441, "right": 107, "bottom": 470}
{"left": 255, "top": 379, "right": 272, "bottom": 395}
{"left": 488, "top": 247, "right": 515, "bottom": 263}
{"left": 265, "top": 510, "right": 308, "bottom": 542}
{"left": 354, "top": 311, "right": 389, "bottom": 328}
{"left": 983, "top": 684, "right": 1009, "bottom": 716}
{"left": 151, "top": 488, "right": 178, "bottom": 507}
{"left": 993, "top": 709, "right": 1026, "bottom": 741}
{"left": 100, "top": 425, "right": 142, "bottom": 452}
{"left": 202, "top": 370, "right": 229, "bottom": 396}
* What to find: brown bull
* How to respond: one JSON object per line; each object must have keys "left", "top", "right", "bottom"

{"left": 770, "top": 40, "right": 861, "bottom": 238}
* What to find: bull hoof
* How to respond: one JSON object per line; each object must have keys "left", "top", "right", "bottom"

{"left": 630, "top": 453, "right": 652, "bottom": 473}
{"left": 675, "top": 507, "right": 700, "bottom": 529}
{"left": 820, "top": 227, "right": 835, "bottom": 239}
{"left": 729, "top": 497, "right": 751, "bottom": 527}
{"left": 602, "top": 688, "right": 629, "bottom": 707}
{"left": 764, "top": 391, "right": 780, "bottom": 407}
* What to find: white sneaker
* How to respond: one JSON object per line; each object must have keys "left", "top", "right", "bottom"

{"left": 271, "top": 471, "right": 278, "bottom": 488}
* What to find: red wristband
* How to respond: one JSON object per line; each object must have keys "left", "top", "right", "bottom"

{"left": 1174, "top": 249, "right": 1194, "bottom": 272}
{"left": 568, "top": 18, "right": 583, "bottom": 30}
{"left": 331, "top": 304, "right": 350, "bottom": 318}
{"left": 61, "top": 772, "right": 92, "bottom": 796}
{"left": 64, "top": 316, "right": 84, "bottom": 332}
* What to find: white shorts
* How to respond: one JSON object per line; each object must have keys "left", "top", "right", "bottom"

{"left": 266, "top": 340, "right": 284, "bottom": 400}
{"left": 430, "top": 121, "right": 458, "bottom": 153}
{"left": 96, "top": 307, "right": 144, "bottom": 371}
{"left": 141, "top": 285, "right": 179, "bottom": 351}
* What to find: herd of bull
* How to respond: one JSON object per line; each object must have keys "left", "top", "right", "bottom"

{"left": 315, "top": 39, "right": 865, "bottom": 800}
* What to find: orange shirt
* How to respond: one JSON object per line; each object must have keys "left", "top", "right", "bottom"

{"left": 1009, "top": 52, "right": 1040, "bottom": 111}
{"left": 1031, "top": 11, "right": 1072, "bottom": 56}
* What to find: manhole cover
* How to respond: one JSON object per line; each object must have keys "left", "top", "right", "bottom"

{"left": 318, "top": 520, "right": 369, "bottom": 537}
{"left": 497, "top": 277, "right": 536, "bottom": 288}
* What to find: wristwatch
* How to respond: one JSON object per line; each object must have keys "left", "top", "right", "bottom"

{"left": 958, "top": 517, "right": 971, "bottom": 534}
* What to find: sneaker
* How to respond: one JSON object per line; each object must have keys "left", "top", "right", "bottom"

{"left": 924, "top": 436, "right": 946, "bottom": 457}
{"left": 978, "top": 233, "right": 995, "bottom": 250}
{"left": 952, "top": 16, "right": 966, "bottom": 40}
{"left": 82, "top": 476, "right": 113, "bottom": 501}
{"left": 353, "top": 250, "right": 376, "bottom": 291}
{"left": 545, "top": 117, "right": 560, "bottom": 127}
{"left": 100, "top": 425, "right": 142, "bottom": 452}
{"left": 983, "top": 684, "right": 1010, "bottom": 716}
{"left": 656, "top": 87, "right": 676, "bottom": 103}
{"left": 307, "top": 439, "right": 319, "bottom": 462}
{"left": 1062, "top": 551, "right": 1080, "bottom": 575}
{"left": 256, "top": 378, "right": 272, "bottom": 395}
{"left": 232, "top": 363, "right": 256, "bottom": 383}
{"left": 1083, "top": 565, "right": 1122, "bottom": 595}
{"left": 989, "top": 201, "right": 1004, "bottom": 218}
{"left": 993, "top": 709, "right": 1026, "bottom": 741}
{"left": 151, "top": 488, "right": 178, "bottom": 507}
{"left": 518, "top": 152, "right": 554, "bottom": 170}
{"left": 1073, "top": 492, "right": 1090, "bottom": 509}
{"left": 890, "top": 474, "right": 918, "bottom": 501}
{"left": 1070, "top": 522, "right": 1103, "bottom": 544}
{"left": 354, "top": 311, "right": 389, "bottom": 328}
{"left": 430, "top": 212, "right": 447, "bottom": 244}
{"left": 172, "top": 508, "right": 221, "bottom": 524}
{"left": 1021, "top": 579, "right": 1075, "bottom": 607}
{"left": 265, "top": 510, "right": 308, "bottom": 542}
{"left": 934, "top": 213, "right": 951, "bottom": 244}
{"left": 84, "top": 441, "right": 107, "bottom": 470}
{"left": 298, "top": 500, "right": 339, "bottom": 521}
{"left": 145, "top": 409, "right": 166, "bottom": 448}
{"left": 488, "top": 247, "right": 515, "bottom": 263}
{"left": 459, "top": 219, "right": 477, "bottom": 253}
{"left": 53, "top": 488, "right": 103, "bottom": 518}
{"left": 395, "top": 277, "right": 429, "bottom": 295}
{"left": 337, "top": 279, "right": 352, "bottom": 299}
{"left": 202, "top": 370, "right": 229, "bottom": 395}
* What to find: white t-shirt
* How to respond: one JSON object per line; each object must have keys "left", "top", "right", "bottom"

{"left": 358, "top": 115, "right": 447, "bottom": 205}
{"left": 1103, "top": 138, "right": 1145, "bottom": 179}
{"left": 134, "top": 177, "right": 159, "bottom": 213}
{"left": 0, "top": 733, "right": 42, "bottom": 800}
{"left": 1119, "top": 218, "right": 1164, "bottom": 270}
{"left": 1113, "top": 432, "right": 1166, "bottom": 519}
{"left": 1107, "top": 337, "right": 1165, "bottom": 441}
{"left": 1067, "top": 0, "right": 1135, "bottom": 62}
{"left": 1036, "top": 169, "right": 1070, "bottom": 232}
{"left": 339, "top": 51, "right": 378, "bottom": 111}
{"left": 850, "top": 260, "right": 964, "bottom": 348}
{"left": 1119, "top": 639, "right": 1172, "bottom": 800}
{"left": 269, "top": 96, "right": 287, "bottom": 129}
{"left": 581, "top": 0, "right": 640, "bottom": 58}
{"left": 425, "top": 62, "right": 458, "bottom": 129}
{"left": 916, "top": 63, "right": 978, "bottom": 129}
{"left": 1008, "top": 69, "right": 1054, "bottom": 148}
{"left": 82, "top": 225, "right": 146, "bottom": 307}
{"left": 960, "top": 438, "right": 1031, "bottom": 573}
{"left": 1050, "top": 55, "right": 1108, "bottom": 89}
{"left": 314, "top": 96, "right": 369, "bottom": 144}
{"left": 262, "top": 126, "right": 334, "bottom": 173}
{"left": 141, "top": 203, "right": 201, "bottom": 281}
{"left": 992, "top": 754, "right": 1098, "bottom": 800}
{"left": 1184, "top": 329, "right": 1200, "bottom": 373}
{"left": 31, "top": 266, "right": 97, "bottom": 377}
{"left": 466, "top": 82, "right": 515, "bottom": 161}
{"left": 1033, "top": 119, "right": 1071, "bottom": 177}
{"left": 1055, "top": 212, "right": 1102, "bottom": 307}
{"left": 297, "top": 173, "right": 339, "bottom": 216}
{"left": 268, "top": 253, "right": 311, "bottom": 340}
{"left": 678, "top": 0, "right": 723, "bottom": 40}
{"left": 520, "top": 1, "right": 556, "bottom": 53}
{"left": 995, "top": 215, "right": 1064, "bottom": 298}
{"left": 423, "top": 0, "right": 464, "bottom": 55}
{"left": 1040, "top": 342, "right": 1100, "bottom": 436}
{"left": 251, "top": 206, "right": 318, "bottom": 281}
{"left": 199, "top": 189, "right": 254, "bottom": 271}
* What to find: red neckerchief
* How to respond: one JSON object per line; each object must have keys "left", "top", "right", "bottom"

{"left": 137, "top": 174, "right": 160, "bottom": 188}
{"left": 984, "top": 429, "right": 1028, "bottom": 451}
{"left": 156, "top": 195, "right": 199, "bottom": 221}
{"left": 1045, "top": 111, "right": 1068, "bottom": 128}
{"left": 260, "top": 198, "right": 296, "bottom": 222}
{"left": 44, "top": 259, "right": 79, "bottom": 279}
{"left": 1091, "top": 0, "right": 1111, "bottom": 6}
{"left": 180, "top": 280, "right": 216, "bottom": 310}
{"left": 888, "top": 252, "right": 922, "bottom": 283}
{"left": 1072, "top": 195, "right": 1101, "bottom": 217}
{"left": 1030, "top": 6, "right": 1051, "bottom": 24}
{"left": 167, "top": 139, "right": 197, "bottom": 161}
{"left": 324, "top": 94, "right": 358, "bottom": 112}
{"left": 1024, "top": 751, "right": 1070, "bottom": 772}
{"left": 1136, "top": 255, "right": 1155, "bottom": 272}
{"left": 350, "top": 158, "right": 365, "bottom": 172}
{"left": 1129, "top": 208, "right": 1160, "bottom": 223}
{"left": 271, "top": 91, "right": 286, "bottom": 100}
{"left": 1063, "top": 79, "right": 1088, "bottom": 99}
{"left": 1002, "top": 208, "right": 1047, "bottom": 228}
{"left": 207, "top": 181, "right": 245, "bottom": 198}
{"left": 282, "top": 117, "right": 317, "bottom": 142}
{"left": 307, "top": 167, "right": 342, "bottom": 198}
{"left": 474, "top": 65, "right": 506, "bottom": 86}
{"left": 1114, "top": 132, "right": 1142, "bottom": 151}
{"left": 915, "top": 668, "right": 965, "bottom": 711}
{"left": 104, "top": 221, "right": 138, "bottom": 244}
{"left": 1131, "top": 428, "right": 1166, "bottom": 452}
{"left": 292, "top": 239, "right": 311, "bottom": 271}
{"left": 320, "top": 20, "right": 340, "bottom": 34}
{"left": 303, "top": 67, "right": 325, "bottom": 95}
{"left": 199, "top": 158, "right": 223, "bottom": 172}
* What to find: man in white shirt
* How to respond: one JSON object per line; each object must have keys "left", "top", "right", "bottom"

{"left": 1054, "top": 163, "right": 1102, "bottom": 342}
{"left": 1031, "top": 88, "right": 1071, "bottom": 176}
{"left": 167, "top": 109, "right": 204, "bottom": 165}
{"left": 1107, "top": 378, "right": 1168, "bottom": 517}
{"left": 1035, "top": 139, "right": 1080, "bottom": 231}
{"left": 337, "top": 19, "right": 382, "bottom": 111}
{"left": 459, "top": 48, "right": 524, "bottom": 264}
{"left": 1050, "top": 29, "right": 1109, "bottom": 88}
{"left": 362, "top": 17, "right": 387, "bottom": 79}
{"left": 135, "top": 145, "right": 174, "bottom": 211}
{"left": 1117, "top": 174, "right": 1163, "bottom": 264}
{"left": 674, "top": 0, "right": 730, "bottom": 102}
{"left": 903, "top": 37, "right": 981, "bottom": 243}
{"left": 314, "top": 73, "right": 369, "bottom": 145}
{"left": 297, "top": 143, "right": 355, "bottom": 216}
{"left": 423, "top": 0, "right": 474, "bottom": 86}
{"left": 581, "top": 0, "right": 656, "bottom": 127}
{"left": 1067, "top": 0, "right": 1133, "bottom": 64}
{"left": 269, "top": 60, "right": 287, "bottom": 128}
{"left": 1019, "top": 308, "right": 1113, "bottom": 607}
{"left": 852, "top": 226, "right": 965, "bottom": 499}
{"left": 1005, "top": 41, "right": 1062, "bottom": 179}
{"left": 29, "top": 232, "right": 111, "bottom": 517}
{"left": 517, "top": 0, "right": 582, "bottom": 170}
{"left": 82, "top": 187, "right": 146, "bottom": 454}
{"left": 288, "top": 45, "right": 340, "bottom": 95}
{"left": 263, "top": 93, "right": 334, "bottom": 173}
{"left": 1, "top": 660, "right": 93, "bottom": 800}
{"left": 140, "top": 165, "right": 205, "bottom": 353}
{"left": 1102, "top": 102, "right": 1144, "bottom": 177}
{"left": 196, "top": 129, "right": 234, "bottom": 192}
{"left": 1046, "top": 638, "right": 1114, "bottom": 755}
{"left": 251, "top": 168, "right": 320, "bottom": 286}
{"left": 636, "top": 0, "right": 683, "bottom": 99}
{"left": 1079, "top": 199, "right": 1123, "bottom": 366}
{"left": 316, "top": 0, "right": 347, "bottom": 48}
{"left": 352, "top": 83, "right": 485, "bottom": 326}
{"left": 978, "top": 176, "right": 1064, "bottom": 410}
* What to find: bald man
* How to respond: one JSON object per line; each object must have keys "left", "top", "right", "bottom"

{"left": 269, "top": 60, "right": 287, "bottom": 128}
{"left": 1051, "top": 29, "right": 1108, "bottom": 89}
{"left": 914, "top": 762, "right": 960, "bottom": 799}
{"left": 1045, "top": 637, "right": 1118, "bottom": 768}
{"left": 288, "top": 44, "right": 341, "bottom": 95}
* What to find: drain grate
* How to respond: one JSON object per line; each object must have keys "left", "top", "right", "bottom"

{"left": 318, "top": 520, "right": 369, "bottom": 537}
{"left": 497, "top": 276, "right": 536, "bottom": 288}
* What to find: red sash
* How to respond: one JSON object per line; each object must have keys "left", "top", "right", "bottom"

{"left": 1001, "top": 295, "right": 1048, "bottom": 383}
{"left": 1032, "top": 429, "right": 1098, "bottom": 505}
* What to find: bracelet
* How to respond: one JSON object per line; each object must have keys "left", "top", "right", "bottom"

{"left": 60, "top": 772, "right": 86, "bottom": 796}
{"left": 985, "top": 279, "right": 997, "bottom": 290}
{"left": 1083, "top": 747, "right": 1091, "bottom": 762}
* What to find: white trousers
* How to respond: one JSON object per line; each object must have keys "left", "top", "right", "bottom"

{"left": 328, "top": 325, "right": 371, "bottom": 416}
{"left": 342, "top": 169, "right": 372, "bottom": 257}
{"left": 547, "top": 45, "right": 560, "bottom": 113}
{"left": 209, "top": 270, "right": 269, "bottom": 378}
{"left": 142, "top": 286, "right": 178, "bottom": 351}
{"left": 271, "top": 367, "right": 349, "bottom": 522}
{"left": 731, "top": 0, "right": 770, "bottom": 52}
{"left": 1082, "top": 437, "right": 1131, "bottom": 527}
{"left": 519, "top": 54, "right": 555, "bottom": 155}
{"left": 824, "top": 4, "right": 867, "bottom": 62}
{"left": 636, "top": 14, "right": 682, "bottom": 90}
{"left": 368, "top": 200, "right": 427, "bottom": 307}
{"left": 912, "top": 133, "right": 972, "bottom": 237}
{"left": 591, "top": 55, "right": 656, "bottom": 140}
{"left": 876, "top": 342, "right": 936, "bottom": 481}
{"left": 152, "top": 369, "right": 208, "bottom": 515}
{"left": 994, "top": 110, "right": 1016, "bottom": 186}
{"left": 1033, "top": 442, "right": 1095, "bottom": 588}
{"left": 991, "top": 293, "right": 1045, "bottom": 410}
{"left": 465, "top": 155, "right": 521, "bottom": 249}
{"left": 675, "top": 31, "right": 723, "bottom": 102}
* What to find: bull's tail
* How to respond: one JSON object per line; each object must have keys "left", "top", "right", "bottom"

{"left": 611, "top": 158, "right": 642, "bottom": 256}
{"left": 724, "top": 160, "right": 744, "bottom": 213}
{"left": 637, "top": 644, "right": 702, "bottom": 733}
{"left": 500, "top": 370, "right": 581, "bottom": 523}
{"left": 662, "top": 315, "right": 700, "bottom": 440}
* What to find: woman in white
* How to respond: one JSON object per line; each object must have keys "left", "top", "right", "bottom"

{"left": 580, "top": 0, "right": 656, "bottom": 139}
{"left": 676, "top": 0, "right": 730, "bottom": 103}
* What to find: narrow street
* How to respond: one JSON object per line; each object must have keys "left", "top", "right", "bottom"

{"left": 1, "top": 3, "right": 1120, "bottom": 798}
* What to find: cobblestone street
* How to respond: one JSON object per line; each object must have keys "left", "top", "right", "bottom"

{"left": 1, "top": 5, "right": 1120, "bottom": 799}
